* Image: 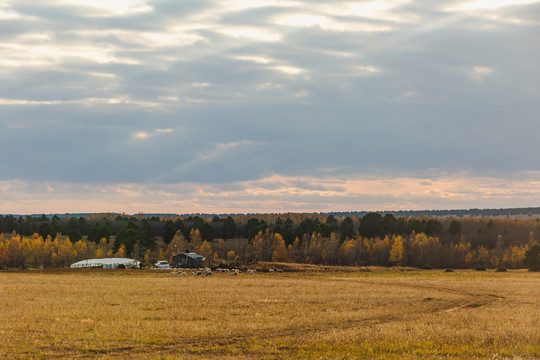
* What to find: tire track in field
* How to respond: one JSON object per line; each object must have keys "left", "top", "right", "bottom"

{"left": 67, "top": 277, "right": 505, "bottom": 359}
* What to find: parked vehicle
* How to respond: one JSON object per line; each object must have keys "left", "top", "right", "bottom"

{"left": 154, "top": 260, "right": 171, "bottom": 269}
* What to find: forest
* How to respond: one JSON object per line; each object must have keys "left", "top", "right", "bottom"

{"left": 0, "top": 212, "right": 539, "bottom": 269}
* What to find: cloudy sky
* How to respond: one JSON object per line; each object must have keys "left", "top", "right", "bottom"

{"left": 1, "top": 0, "right": 539, "bottom": 214}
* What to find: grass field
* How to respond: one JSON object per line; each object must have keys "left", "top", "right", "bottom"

{"left": 0, "top": 266, "right": 538, "bottom": 359}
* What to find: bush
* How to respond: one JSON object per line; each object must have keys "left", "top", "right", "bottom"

{"left": 421, "top": 264, "right": 433, "bottom": 270}
{"left": 495, "top": 267, "right": 507, "bottom": 272}
{"left": 444, "top": 269, "right": 454, "bottom": 273}
{"left": 475, "top": 266, "right": 487, "bottom": 271}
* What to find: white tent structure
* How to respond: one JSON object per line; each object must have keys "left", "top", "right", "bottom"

{"left": 70, "top": 258, "right": 141, "bottom": 269}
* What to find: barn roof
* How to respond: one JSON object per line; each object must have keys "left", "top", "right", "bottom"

{"left": 173, "top": 252, "right": 205, "bottom": 260}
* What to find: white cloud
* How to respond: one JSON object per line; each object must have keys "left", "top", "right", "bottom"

{"left": 73, "top": 29, "right": 206, "bottom": 48}
{"left": 448, "top": 0, "right": 540, "bottom": 11}
{"left": 191, "top": 82, "right": 211, "bottom": 88}
{"left": 0, "top": 97, "right": 160, "bottom": 108}
{"left": 132, "top": 128, "right": 174, "bottom": 140}
{"left": 356, "top": 65, "right": 382, "bottom": 74}
{"left": 155, "top": 128, "right": 174, "bottom": 133}
{"left": 256, "top": 83, "right": 283, "bottom": 90}
{"left": 272, "top": 65, "right": 305, "bottom": 75}
{"left": 0, "top": 41, "right": 139, "bottom": 67}
{"left": 218, "top": 27, "right": 282, "bottom": 42}
{"left": 55, "top": 0, "right": 153, "bottom": 16}
{"left": 465, "top": 66, "right": 496, "bottom": 80}
{"left": 273, "top": 13, "right": 393, "bottom": 32}
{"left": 234, "top": 55, "right": 275, "bottom": 64}
{"left": 132, "top": 131, "right": 150, "bottom": 139}
{"left": 319, "top": 1, "right": 418, "bottom": 23}
{"left": 294, "top": 90, "right": 309, "bottom": 98}
{"left": 0, "top": 5, "right": 35, "bottom": 20}
{"left": 218, "top": 0, "right": 300, "bottom": 11}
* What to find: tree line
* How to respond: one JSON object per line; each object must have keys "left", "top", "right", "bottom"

{"left": 1, "top": 213, "right": 539, "bottom": 269}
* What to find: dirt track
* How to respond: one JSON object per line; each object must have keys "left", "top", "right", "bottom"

{"left": 71, "top": 276, "right": 506, "bottom": 359}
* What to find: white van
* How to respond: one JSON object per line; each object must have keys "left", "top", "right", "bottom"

{"left": 154, "top": 260, "right": 171, "bottom": 269}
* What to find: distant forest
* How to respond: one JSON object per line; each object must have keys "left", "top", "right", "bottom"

{"left": 1, "top": 207, "right": 540, "bottom": 269}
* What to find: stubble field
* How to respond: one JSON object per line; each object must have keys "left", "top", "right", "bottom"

{"left": 0, "top": 267, "right": 538, "bottom": 359}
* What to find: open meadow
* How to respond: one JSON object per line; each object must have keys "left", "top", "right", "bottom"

{"left": 0, "top": 266, "right": 538, "bottom": 359}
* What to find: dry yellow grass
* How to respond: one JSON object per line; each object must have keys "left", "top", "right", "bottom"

{"left": 0, "top": 267, "right": 538, "bottom": 359}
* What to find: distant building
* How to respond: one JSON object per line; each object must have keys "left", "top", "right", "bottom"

{"left": 70, "top": 258, "right": 141, "bottom": 269}
{"left": 172, "top": 252, "right": 205, "bottom": 268}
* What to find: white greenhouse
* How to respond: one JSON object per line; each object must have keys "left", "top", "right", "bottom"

{"left": 70, "top": 258, "right": 142, "bottom": 269}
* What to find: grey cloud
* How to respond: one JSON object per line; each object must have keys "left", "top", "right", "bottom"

{"left": 1, "top": 0, "right": 539, "bottom": 189}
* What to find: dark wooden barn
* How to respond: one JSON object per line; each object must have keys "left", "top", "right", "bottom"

{"left": 172, "top": 252, "right": 205, "bottom": 268}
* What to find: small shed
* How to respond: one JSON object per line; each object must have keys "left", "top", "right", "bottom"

{"left": 172, "top": 252, "right": 205, "bottom": 268}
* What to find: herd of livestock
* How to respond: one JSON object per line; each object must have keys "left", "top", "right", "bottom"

{"left": 166, "top": 267, "right": 284, "bottom": 276}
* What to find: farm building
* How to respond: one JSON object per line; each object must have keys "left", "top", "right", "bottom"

{"left": 172, "top": 252, "right": 205, "bottom": 268}
{"left": 70, "top": 258, "right": 142, "bottom": 269}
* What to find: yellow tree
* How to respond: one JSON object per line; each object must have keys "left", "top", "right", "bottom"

{"left": 287, "top": 238, "right": 301, "bottom": 263}
{"left": 371, "top": 236, "right": 391, "bottom": 266}
{"left": 22, "top": 236, "right": 35, "bottom": 268}
{"left": 252, "top": 229, "right": 273, "bottom": 261}
{"left": 143, "top": 249, "right": 152, "bottom": 268}
{"left": 0, "top": 235, "right": 6, "bottom": 268}
{"left": 158, "top": 248, "right": 166, "bottom": 262}
{"left": 338, "top": 239, "right": 357, "bottom": 266}
{"left": 74, "top": 240, "right": 88, "bottom": 261}
{"left": 272, "top": 233, "right": 288, "bottom": 262}
{"left": 321, "top": 233, "right": 340, "bottom": 265}
{"left": 227, "top": 250, "right": 238, "bottom": 264}
{"left": 115, "top": 244, "right": 126, "bottom": 258}
{"left": 8, "top": 235, "right": 22, "bottom": 268}
{"left": 389, "top": 235, "right": 404, "bottom": 265}
{"left": 475, "top": 246, "right": 490, "bottom": 266}
{"left": 189, "top": 229, "right": 203, "bottom": 252}
{"left": 51, "top": 252, "right": 58, "bottom": 267}
{"left": 306, "top": 232, "right": 323, "bottom": 264}
{"left": 198, "top": 240, "right": 213, "bottom": 260}
{"left": 166, "top": 232, "right": 188, "bottom": 259}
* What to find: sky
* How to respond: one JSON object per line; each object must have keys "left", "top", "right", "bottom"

{"left": 1, "top": 0, "right": 539, "bottom": 214}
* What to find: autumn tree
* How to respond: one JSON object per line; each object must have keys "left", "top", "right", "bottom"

{"left": 272, "top": 233, "right": 288, "bottom": 262}
{"left": 389, "top": 235, "right": 404, "bottom": 265}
